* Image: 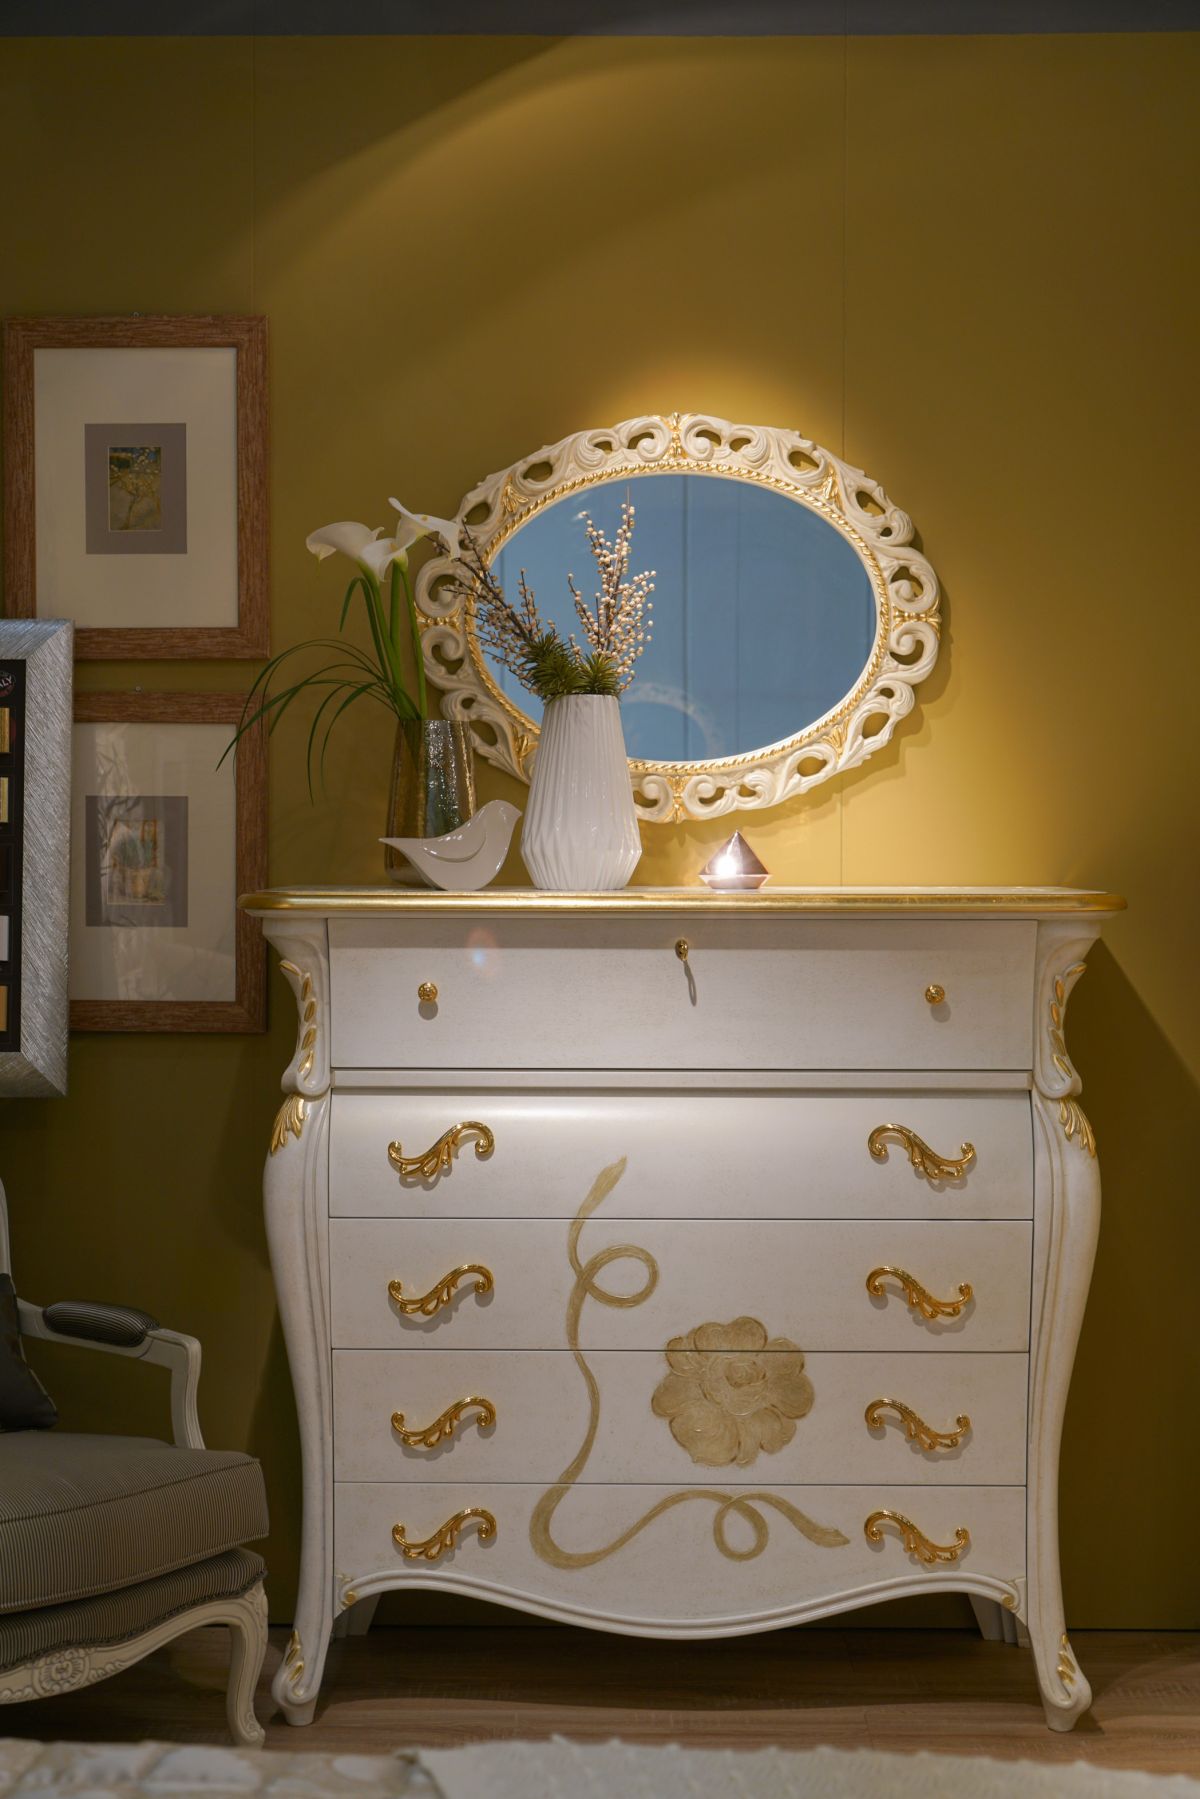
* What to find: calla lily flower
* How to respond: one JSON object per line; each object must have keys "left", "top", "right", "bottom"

{"left": 388, "top": 499, "right": 462, "bottom": 557}
{"left": 305, "top": 521, "right": 409, "bottom": 584}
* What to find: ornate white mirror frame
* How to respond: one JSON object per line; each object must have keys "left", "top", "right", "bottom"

{"left": 415, "top": 413, "right": 941, "bottom": 823}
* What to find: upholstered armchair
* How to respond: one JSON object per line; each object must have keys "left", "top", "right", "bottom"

{"left": 0, "top": 1180, "right": 269, "bottom": 1745}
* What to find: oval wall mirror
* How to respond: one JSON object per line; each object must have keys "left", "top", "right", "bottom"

{"left": 415, "top": 413, "right": 941, "bottom": 822}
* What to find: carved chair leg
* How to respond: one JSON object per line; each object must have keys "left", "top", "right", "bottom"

{"left": 224, "top": 1582, "right": 268, "bottom": 1748}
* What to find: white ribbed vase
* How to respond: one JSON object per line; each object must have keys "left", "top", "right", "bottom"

{"left": 521, "top": 695, "right": 642, "bottom": 892}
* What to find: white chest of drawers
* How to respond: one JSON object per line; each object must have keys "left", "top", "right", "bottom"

{"left": 246, "top": 885, "right": 1122, "bottom": 1731}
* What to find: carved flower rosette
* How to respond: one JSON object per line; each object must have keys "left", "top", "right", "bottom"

{"left": 652, "top": 1316, "right": 815, "bottom": 1467}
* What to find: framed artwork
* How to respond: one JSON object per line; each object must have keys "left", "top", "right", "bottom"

{"left": 0, "top": 619, "right": 73, "bottom": 1096}
{"left": 2, "top": 315, "right": 268, "bottom": 659}
{"left": 70, "top": 693, "right": 266, "bottom": 1033}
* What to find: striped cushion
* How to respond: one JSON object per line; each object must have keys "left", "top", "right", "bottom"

{"left": 0, "top": 1546, "right": 264, "bottom": 1675}
{"left": 0, "top": 1434, "right": 268, "bottom": 1614}
{"left": 42, "top": 1301, "right": 160, "bottom": 1348}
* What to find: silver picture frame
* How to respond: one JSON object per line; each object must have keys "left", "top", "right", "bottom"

{"left": 0, "top": 618, "right": 72, "bottom": 1098}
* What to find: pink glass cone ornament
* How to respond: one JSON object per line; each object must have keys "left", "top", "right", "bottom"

{"left": 699, "top": 832, "right": 770, "bottom": 892}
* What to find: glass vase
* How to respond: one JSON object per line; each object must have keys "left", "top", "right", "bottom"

{"left": 384, "top": 719, "right": 476, "bottom": 883}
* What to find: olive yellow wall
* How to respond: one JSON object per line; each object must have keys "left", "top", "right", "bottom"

{"left": 1, "top": 32, "right": 1197, "bottom": 1630}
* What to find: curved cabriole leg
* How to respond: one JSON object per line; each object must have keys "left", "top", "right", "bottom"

{"left": 1027, "top": 923, "right": 1102, "bottom": 1731}
{"left": 263, "top": 923, "right": 336, "bottom": 1727}
{"left": 224, "top": 1582, "right": 268, "bottom": 1747}
{"left": 266, "top": 1092, "right": 335, "bottom": 1725}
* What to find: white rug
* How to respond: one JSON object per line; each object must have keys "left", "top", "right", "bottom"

{"left": 3, "top": 1738, "right": 1199, "bottom": 1798}
{"left": 424, "top": 1741, "right": 1200, "bottom": 1799}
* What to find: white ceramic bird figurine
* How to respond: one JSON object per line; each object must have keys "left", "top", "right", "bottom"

{"left": 381, "top": 800, "right": 522, "bottom": 892}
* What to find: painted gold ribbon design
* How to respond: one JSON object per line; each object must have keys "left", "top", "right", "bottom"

{"left": 529, "top": 1160, "right": 848, "bottom": 1568}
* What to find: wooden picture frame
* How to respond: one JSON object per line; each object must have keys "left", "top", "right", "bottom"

{"left": 3, "top": 315, "right": 268, "bottom": 659}
{"left": 70, "top": 693, "right": 265, "bottom": 1033}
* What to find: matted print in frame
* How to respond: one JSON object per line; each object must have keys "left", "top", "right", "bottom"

{"left": 3, "top": 316, "right": 268, "bottom": 658}
{"left": 70, "top": 693, "right": 265, "bottom": 1033}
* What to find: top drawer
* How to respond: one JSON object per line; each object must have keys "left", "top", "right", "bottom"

{"left": 329, "top": 918, "right": 1036, "bottom": 1072}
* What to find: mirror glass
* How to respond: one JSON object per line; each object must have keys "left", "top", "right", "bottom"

{"left": 486, "top": 473, "right": 877, "bottom": 763}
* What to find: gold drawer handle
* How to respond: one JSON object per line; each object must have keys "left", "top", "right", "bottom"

{"left": 392, "top": 1507, "right": 497, "bottom": 1562}
{"left": 925, "top": 983, "right": 945, "bottom": 1005}
{"left": 388, "top": 1121, "right": 495, "bottom": 1181}
{"left": 674, "top": 938, "right": 689, "bottom": 962}
{"left": 388, "top": 1264, "right": 494, "bottom": 1317}
{"left": 868, "top": 1123, "right": 975, "bottom": 1181}
{"left": 865, "top": 1397, "right": 971, "bottom": 1451}
{"left": 392, "top": 1395, "right": 496, "bottom": 1448}
{"left": 417, "top": 981, "right": 438, "bottom": 1004}
{"left": 866, "top": 1265, "right": 973, "bottom": 1321}
{"left": 864, "top": 1509, "right": 970, "bottom": 1565}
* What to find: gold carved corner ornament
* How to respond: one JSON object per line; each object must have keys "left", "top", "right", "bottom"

{"left": 867, "top": 1124, "right": 975, "bottom": 1182}
{"left": 652, "top": 1318, "right": 814, "bottom": 1468}
{"left": 1048, "top": 961, "right": 1097, "bottom": 1156}
{"left": 529, "top": 1159, "right": 849, "bottom": 1571}
{"left": 281, "top": 1631, "right": 304, "bottom": 1687}
{"left": 1057, "top": 1633, "right": 1078, "bottom": 1689}
{"left": 269, "top": 1093, "right": 308, "bottom": 1156}
{"left": 279, "top": 959, "right": 318, "bottom": 1082}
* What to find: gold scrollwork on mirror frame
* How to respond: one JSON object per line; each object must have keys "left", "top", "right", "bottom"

{"left": 392, "top": 1507, "right": 497, "bottom": 1562}
{"left": 864, "top": 1509, "right": 970, "bottom": 1565}
{"left": 387, "top": 1121, "right": 495, "bottom": 1181}
{"left": 866, "top": 1266, "right": 973, "bottom": 1321}
{"left": 867, "top": 1124, "right": 976, "bottom": 1181}
{"left": 414, "top": 413, "right": 943, "bottom": 824}
{"left": 388, "top": 1264, "right": 494, "bottom": 1318}
{"left": 391, "top": 1396, "right": 496, "bottom": 1449}
{"left": 864, "top": 1397, "right": 971, "bottom": 1452}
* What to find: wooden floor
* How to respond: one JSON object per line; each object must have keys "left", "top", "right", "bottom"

{"left": 4, "top": 1627, "right": 1200, "bottom": 1776}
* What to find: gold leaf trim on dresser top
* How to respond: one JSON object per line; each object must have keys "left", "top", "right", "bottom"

{"left": 864, "top": 1398, "right": 971, "bottom": 1452}
{"left": 391, "top": 1396, "right": 497, "bottom": 1448}
{"left": 392, "top": 1508, "right": 497, "bottom": 1562}
{"left": 865, "top": 1266, "right": 973, "bottom": 1321}
{"left": 387, "top": 1121, "right": 495, "bottom": 1181}
{"left": 387, "top": 1265, "right": 494, "bottom": 1318}
{"left": 269, "top": 1093, "right": 308, "bottom": 1155}
{"left": 864, "top": 1509, "right": 971, "bottom": 1565}
{"left": 529, "top": 1159, "right": 849, "bottom": 1568}
{"left": 867, "top": 1124, "right": 976, "bottom": 1182}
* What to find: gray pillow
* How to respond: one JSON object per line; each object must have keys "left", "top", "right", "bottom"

{"left": 0, "top": 1273, "right": 56, "bottom": 1430}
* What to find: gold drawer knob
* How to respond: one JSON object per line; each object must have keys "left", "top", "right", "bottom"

{"left": 392, "top": 1507, "right": 497, "bottom": 1562}
{"left": 867, "top": 1124, "right": 975, "bottom": 1182}
{"left": 864, "top": 1509, "right": 970, "bottom": 1565}
{"left": 866, "top": 1265, "right": 973, "bottom": 1321}
{"left": 925, "top": 983, "right": 945, "bottom": 1005}
{"left": 674, "top": 938, "right": 689, "bottom": 962}
{"left": 865, "top": 1397, "right": 971, "bottom": 1451}
{"left": 417, "top": 981, "right": 438, "bottom": 1004}
{"left": 388, "top": 1121, "right": 495, "bottom": 1181}
{"left": 388, "top": 1264, "right": 494, "bottom": 1318}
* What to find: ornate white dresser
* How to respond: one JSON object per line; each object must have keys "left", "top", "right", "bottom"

{"left": 245, "top": 884, "right": 1122, "bottom": 1730}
